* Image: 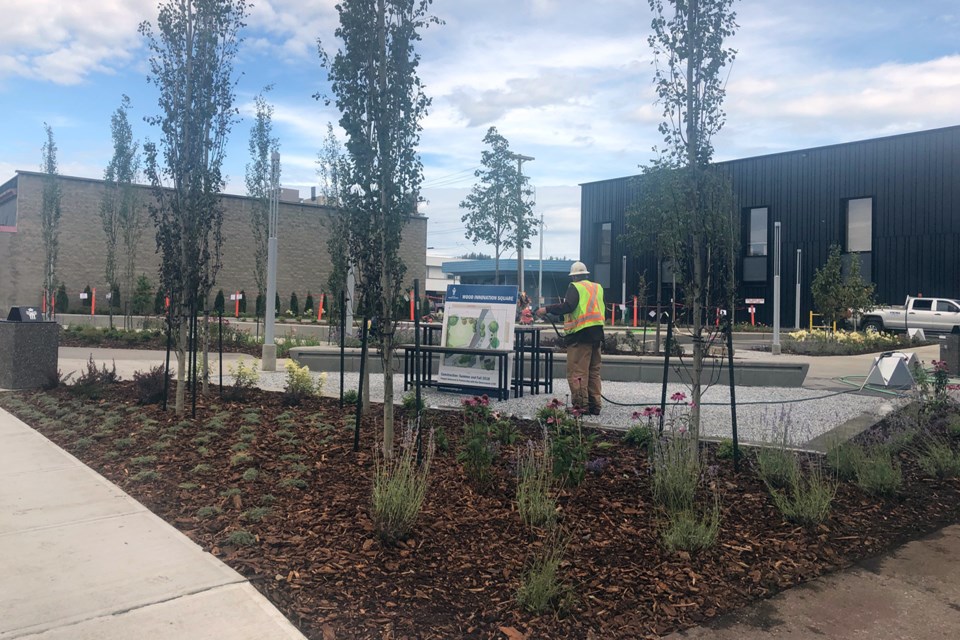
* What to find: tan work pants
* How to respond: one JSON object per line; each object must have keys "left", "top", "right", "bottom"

{"left": 566, "top": 341, "right": 602, "bottom": 412}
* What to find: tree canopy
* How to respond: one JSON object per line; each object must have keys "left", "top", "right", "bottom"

{"left": 140, "top": 0, "right": 248, "bottom": 414}
{"left": 319, "top": 0, "right": 438, "bottom": 452}
{"left": 459, "top": 127, "right": 536, "bottom": 283}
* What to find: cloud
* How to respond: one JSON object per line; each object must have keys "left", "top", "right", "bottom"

{"left": 0, "top": 0, "right": 154, "bottom": 84}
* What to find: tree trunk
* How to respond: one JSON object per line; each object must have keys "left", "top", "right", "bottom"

{"left": 202, "top": 307, "right": 210, "bottom": 396}
{"left": 377, "top": 0, "right": 394, "bottom": 458}
{"left": 691, "top": 232, "right": 704, "bottom": 439}
{"left": 175, "top": 320, "right": 187, "bottom": 414}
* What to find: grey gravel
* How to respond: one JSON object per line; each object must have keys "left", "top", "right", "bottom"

{"left": 240, "top": 365, "right": 909, "bottom": 447}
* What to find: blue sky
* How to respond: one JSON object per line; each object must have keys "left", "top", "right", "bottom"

{"left": 2, "top": 0, "right": 959, "bottom": 259}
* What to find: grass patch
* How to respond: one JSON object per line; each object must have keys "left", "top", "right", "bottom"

{"left": 130, "top": 469, "right": 160, "bottom": 482}
{"left": 242, "top": 468, "right": 260, "bottom": 482}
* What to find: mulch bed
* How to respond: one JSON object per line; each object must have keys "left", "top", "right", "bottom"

{"left": 57, "top": 333, "right": 263, "bottom": 357}
{"left": 2, "top": 385, "right": 959, "bottom": 639}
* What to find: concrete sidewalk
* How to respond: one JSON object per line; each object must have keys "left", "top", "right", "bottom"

{"left": 0, "top": 407, "right": 305, "bottom": 640}
{"left": 669, "top": 525, "right": 960, "bottom": 640}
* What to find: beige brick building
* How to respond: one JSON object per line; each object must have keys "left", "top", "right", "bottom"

{"left": 0, "top": 171, "right": 427, "bottom": 317}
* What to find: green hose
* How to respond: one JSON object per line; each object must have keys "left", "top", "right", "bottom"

{"left": 835, "top": 375, "right": 905, "bottom": 396}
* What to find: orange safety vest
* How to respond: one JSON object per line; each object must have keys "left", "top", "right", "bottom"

{"left": 564, "top": 281, "right": 605, "bottom": 334}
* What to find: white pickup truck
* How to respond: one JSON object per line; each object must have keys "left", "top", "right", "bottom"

{"left": 861, "top": 296, "right": 960, "bottom": 334}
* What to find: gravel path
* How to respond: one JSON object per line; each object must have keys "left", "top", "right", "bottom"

{"left": 243, "top": 367, "right": 909, "bottom": 447}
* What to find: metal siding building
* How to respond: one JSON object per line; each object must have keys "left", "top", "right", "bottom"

{"left": 580, "top": 126, "right": 960, "bottom": 326}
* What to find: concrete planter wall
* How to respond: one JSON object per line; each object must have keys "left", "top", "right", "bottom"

{"left": 290, "top": 347, "right": 809, "bottom": 388}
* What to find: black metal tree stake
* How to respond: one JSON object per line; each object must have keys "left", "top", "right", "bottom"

{"left": 353, "top": 317, "right": 368, "bottom": 452}
{"left": 725, "top": 318, "right": 741, "bottom": 471}
{"left": 658, "top": 311, "right": 674, "bottom": 434}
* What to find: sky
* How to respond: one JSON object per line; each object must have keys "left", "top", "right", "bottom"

{"left": 1, "top": 0, "right": 959, "bottom": 260}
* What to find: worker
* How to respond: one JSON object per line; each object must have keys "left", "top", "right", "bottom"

{"left": 536, "top": 261, "right": 605, "bottom": 415}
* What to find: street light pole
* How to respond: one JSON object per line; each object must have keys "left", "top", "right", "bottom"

{"left": 508, "top": 152, "right": 534, "bottom": 295}
{"left": 537, "top": 214, "right": 544, "bottom": 306}
{"left": 262, "top": 151, "right": 281, "bottom": 371}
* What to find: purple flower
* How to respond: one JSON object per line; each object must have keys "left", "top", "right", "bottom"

{"left": 671, "top": 391, "right": 687, "bottom": 402}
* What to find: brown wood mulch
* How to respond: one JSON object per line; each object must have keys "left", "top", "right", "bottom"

{"left": 2, "top": 385, "right": 959, "bottom": 640}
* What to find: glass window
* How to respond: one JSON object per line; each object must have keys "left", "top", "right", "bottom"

{"left": 598, "top": 222, "right": 612, "bottom": 263}
{"left": 936, "top": 300, "right": 959, "bottom": 313}
{"left": 746, "top": 207, "right": 768, "bottom": 257}
{"left": 846, "top": 198, "right": 872, "bottom": 253}
{"left": 912, "top": 299, "right": 933, "bottom": 311}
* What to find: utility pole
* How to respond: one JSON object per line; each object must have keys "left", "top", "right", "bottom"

{"left": 508, "top": 152, "right": 534, "bottom": 295}
{"left": 262, "top": 151, "right": 280, "bottom": 371}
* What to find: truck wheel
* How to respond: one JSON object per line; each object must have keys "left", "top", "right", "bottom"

{"left": 862, "top": 319, "right": 883, "bottom": 334}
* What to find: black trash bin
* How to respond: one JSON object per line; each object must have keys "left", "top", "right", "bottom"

{"left": 940, "top": 334, "right": 960, "bottom": 376}
{"left": 0, "top": 306, "right": 59, "bottom": 389}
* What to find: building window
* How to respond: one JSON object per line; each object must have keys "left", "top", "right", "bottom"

{"left": 598, "top": 222, "right": 612, "bottom": 263}
{"left": 845, "top": 197, "right": 872, "bottom": 253}
{"left": 745, "top": 207, "right": 768, "bottom": 257}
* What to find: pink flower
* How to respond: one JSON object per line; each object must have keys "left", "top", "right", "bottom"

{"left": 632, "top": 411, "right": 642, "bottom": 420}
{"left": 688, "top": 401, "right": 697, "bottom": 409}
{"left": 671, "top": 392, "right": 687, "bottom": 402}
{"left": 547, "top": 417, "right": 555, "bottom": 424}
{"left": 678, "top": 426, "right": 687, "bottom": 435}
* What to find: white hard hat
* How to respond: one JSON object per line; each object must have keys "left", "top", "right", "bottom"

{"left": 568, "top": 261, "right": 590, "bottom": 276}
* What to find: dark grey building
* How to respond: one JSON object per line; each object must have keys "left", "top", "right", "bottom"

{"left": 580, "top": 125, "right": 960, "bottom": 326}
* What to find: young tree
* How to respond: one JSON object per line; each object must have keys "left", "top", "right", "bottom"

{"left": 132, "top": 275, "right": 154, "bottom": 316}
{"left": 101, "top": 95, "right": 143, "bottom": 330}
{"left": 40, "top": 123, "right": 62, "bottom": 320}
{"left": 627, "top": 0, "right": 738, "bottom": 438}
{"left": 319, "top": 123, "right": 351, "bottom": 318}
{"left": 811, "top": 245, "right": 876, "bottom": 328}
{"left": 460, "top": 127, "right": 535, "bottom": 284}
{"left": 319, "top": 0, "right": 438, "bottom": 455}
{"left": 245, "top": 86, "right": 278, "bottom": 328}
{"left": 140, "top": 0, "right": 248, "bottom": 414}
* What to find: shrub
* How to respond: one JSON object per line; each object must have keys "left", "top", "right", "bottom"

{"left": 516, "top": 438, "right": 557, "bottom": 529}
{"left": 280, "top": 477, "right": 308, "bottom": 489}
{"left": 225, "top": 530, "right": 257, "bottom": 546}
{"left": 434, "top": 424, "right": 449, "bottom": 454}
{"left": 371, "top": 433, "right": 431, "bottom": 542}
{"left": 401, "top": 392, "right": 425, "bottom": 412}
{"left": 130, "top": 455, "right": 157, "bottom": 466}
{"left": 227, "top": 360, "right": 259, "bottom": 401}
{"left": 493, "top": 416, "right": 519, "bottom": 445}
{"left": 516, "top": 534, "right": 570, "bottom": 614}
{"left": 71, "top": 356, "right": 119, "bottom": 399}
{"left": 130, "top": 469, "right": 159, "bottom": 482}
{"left": 916, "top": 437, "right": 960, "bottom": 479}
{"left": 458, "top": 421, "right": 497, "bottom": 487}
{"left": 283, "top": 360, "right": 319, "bottom": 405}
{"left": 660, "top": 501, "right": 720, "bottom": 552}
{"left": 715, "top": 439, "right": 736, "bottom": 460}
{"left": 132, "top": 365, "right": 169, "bottom": 405}
{"left": 947, "top": 415, "right": 960, "bottom": 439}
{"left": 242, "top": 468, "right": 260, "bottom": 482}
{"left": 242, "top": 506, "right": 270, "bottom": 522}
{"left": 754, "top": 414, "right": 799, "bottom": 490}
{"left": 196, "top": 506, "right": 222, "bottom": 519}
{"left": 826, "top": 441, "right": 861, "bottom": 481}
{"left": 343, "top": 389, "right": 359, "bottom": 404}
{"left": 651, "top": 433, "right": 701, "bottom": 513}
{"left": 768, "top": 462, "right": 835, "bottom": 526}
{"left": 623, "top": 423, "right": 655, "bottom": 450}
{"left": 854, "top": 448, "right": 902, "bottom": 496}
{"left": 755, "top": 445, "right": 799, "bottom": 490}
{"left": 538, "top": 399, "right": 594, "bottom": 487}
